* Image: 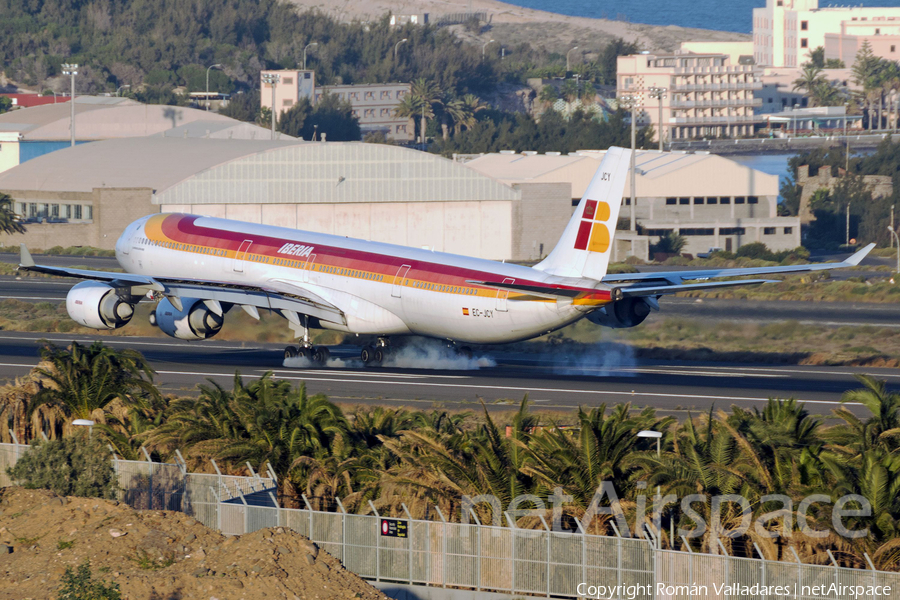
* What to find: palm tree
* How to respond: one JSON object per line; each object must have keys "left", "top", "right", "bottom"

{"left": 0, "top": 193, "right": 25, "bottom": 235}
{"left": 793, "top": 64, "right": 827, "bottom": 97}
{"left": 831, "top": 375, "right": 900, "bottom": 453}
{"left": 538, "top": 84, "right": 559, "bottom": 108}
{"left": 395, "top": 79, "right": 442, "bottom": 145}
{"left": 852, "top": 41, "right": 881, "bottom": 129}
{"left": 560, "top": 79, "right": 578, "bottom": 103}
{"left": 27, "top": 341, "right": 159, "bottom": 436}
{"left": 446, "top": 94, "right": 489, "bottom": 136}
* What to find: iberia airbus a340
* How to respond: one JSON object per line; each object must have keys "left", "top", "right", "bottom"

{"left": 18, "top": 147, "right": 873, "bottom": 366}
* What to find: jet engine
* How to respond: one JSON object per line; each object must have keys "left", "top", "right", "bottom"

{"left": 151, "top": 298, "right": 225, "bottom": 340}
{"left": 586, "top": 297, "right": 654, "bottom": 329}
{"left": 66, "top": 281, "right": 135, "bottom": 330}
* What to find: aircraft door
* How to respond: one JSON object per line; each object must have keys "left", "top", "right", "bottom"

{"left": 233, "top": 240, "right": 252, "bottom": 273}
{"left": 303, "top": 254, "right": 316, "bottom": 283}
{"left": 392, "top": 265, "right": 411, "bottom": 298}
{"left": 496, "top": 278, "right": 515, "bottom": 312}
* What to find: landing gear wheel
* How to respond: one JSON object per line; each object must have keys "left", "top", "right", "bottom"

{"left": 374, "top": 347, "right": 387, "bottom": 364}
{"left": 458, "top": 346, "right": 474, "bottom": 360}
{"left": 298, "top": 346, "right": 313, "bottom": 360}
{"left": 284, "top": 346, "right": 299, "bottom": 360}
{"left": 361, "top": 345, "right": 377, "bottom": 366}
{"left": 313, "top": 346, "right": 330, "bottom": 365}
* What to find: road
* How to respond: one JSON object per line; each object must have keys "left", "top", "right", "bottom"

{"left": 0, "top": 331, "right": 895, "bottom": 419}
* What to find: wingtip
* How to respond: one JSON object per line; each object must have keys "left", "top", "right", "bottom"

{"left": 18, "top": 243, "right": 34, "bottom": 268}
{"left": 845, "top": 242, "right": 876, "bottom": 267}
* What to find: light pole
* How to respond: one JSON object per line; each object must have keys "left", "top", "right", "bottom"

{"left": 566, "top": 46, "right": 579, "bottom": 73}
{"left": 844, "top": 102, "right": 850, "bottom": 173}
{"left": 482, "top": 39, "right": 495, "bottom": 61}
{"left": 393, "top": 38, "right": 407, "bottom": 62}
{"left": 261, "top": 72, "right": 280, "bottom": 140}
{"left": 303, "top": 42, "right": 318, "bottom": 70}
{"left": 846, "top": 201, "right": 851, "bottom": 246}
{"left": 206, "top": 64, "right": 222, "bottom": 111}
{"left": 890, "top": 226, "right": 900, "bottom": 274}
{"left": 620, "top": 93, "right": 643, "bottom": 231}
{"left": 61, "top": 63, "right": 78, "bottom": 147}
{"left": 637, "top": 430, "right": 663, "bottom": 547}
{"left": 892, "top": 204, "right": 895, "bottom": 249}
{"left": 73, "top": 418, "right": 95, "bottom": 439}
{"left": 648, "top": 86, "right": 667, "bottom": 152}
{"left": 115, "top": 85, "right": 130, "bottom": 97}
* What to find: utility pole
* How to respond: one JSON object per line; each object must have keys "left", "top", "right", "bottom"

{"left": 206, "top": 64, "right": 222, "bottom": 111}
{"left": 846, "top": 201, "right": 851, "bottom": 246}
{"left": 620, "top": 93, "right": 642, "bottom": 232}
{"left": 62, "top": 63, "right": 78, "bottom": 147}
{"left": 648, "top": 86, "right": 667, "bottom": 152}
{"left": 892, "top": 204, "right": 896, "bottom": 248}
{"left": 261, "top": 72, "right": 280, "bottom": 140}
{"left": 566, "top": 46, "right": 579, "bottom": 73}
{"left": 393, "top": 39, "right": 407, "bottom": 62}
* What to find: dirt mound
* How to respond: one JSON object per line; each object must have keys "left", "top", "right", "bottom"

{"left": 0, "top": 487, "right": 389, "bottom": 600}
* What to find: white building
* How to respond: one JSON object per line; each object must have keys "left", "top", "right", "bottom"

{"left": 463, "top": 150, "right": 800, "bottom": 257}
{"left": 753, "top": 0, "right": 900, "bottom": 67}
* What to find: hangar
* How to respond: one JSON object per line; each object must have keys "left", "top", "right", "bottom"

{"left": 0, "top": 138, "right": 570, "bottom": 261}
{"left": 0, "top": 97, "right": 278, "bottom": 173}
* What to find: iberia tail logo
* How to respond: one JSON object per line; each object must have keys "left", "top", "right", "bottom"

{"left": 573, "top": 199, "right": 611, "bottom": 253}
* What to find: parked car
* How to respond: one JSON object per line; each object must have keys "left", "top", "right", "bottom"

{"left": 697, "top": 247, "right": 724, "bottom": 258}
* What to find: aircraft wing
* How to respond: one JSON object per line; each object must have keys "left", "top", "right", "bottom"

{"left": 602, "top": 243, "right": 875, "bottom": 285}
{"left": 17, "top": 244, "right": 346, "bottom": 325}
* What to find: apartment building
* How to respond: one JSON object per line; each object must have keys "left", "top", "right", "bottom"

{"left": 753, "top": 0, "right": 900, "bottom": 67}
{"left": 260, "top": 70, "right": 413, "bottom": 141}
{"left": 617, "top": 52, "right": 763, "bottom": 142}
{"left": 825, "top": 20, "right": 900, "bottom": 66}
{"left": 314, "top": 83, "right": 412, "bottom": 142}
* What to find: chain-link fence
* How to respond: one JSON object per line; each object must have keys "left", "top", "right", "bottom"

{"left": 2, "top": 441, "right": 898, "bottom": 599}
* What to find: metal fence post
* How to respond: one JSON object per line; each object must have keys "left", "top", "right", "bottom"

{"left": 369, "top": 500, "right": 381, "bottom": 582}
{"left": 575, "top": 517, "right": 587, "bottom": 598}
{"left": 435, "top": 506, "right": 447, "bottom": 589}
{"left": 791, "top": 546, "right": 802, "bottom": 593}
{"left": 682, "top": 536, "right": 694, "bottom": 600}
{"left": 402, "top": 503, "right": 413, "bottom": 584}
{"left": 141, "top": 446, "right": 154, "bottom": 510}
{"left": 469, "top": 509, "right": 481, "bottom": 592}
{"left": 754, "top": 542, "right": 766, "bottom": 600}
{"left": 210, "top": 487, "right": 221, "bottom": 532}
{"left": 505, "top": 512, "right": 517, "bottom": 595}
{"left": 539, "top": 515, "right": 551, "bottom": 598}
{"left": 611, "top": 522, "right": 623, "bottom": 594}
{"left": 336, "top": 497, "right": 347, "bottom": 565}
{"left": 716, "top": 537, "right": 730, "bottom": 596}
{"left": 238, "top": 488, "right": 249, "bottom": 534}
{"left": 269, "top": 492, "right": 280, "bottom": 527}
{"left": 303, "top": 494, "right": 315, "bottom": 540}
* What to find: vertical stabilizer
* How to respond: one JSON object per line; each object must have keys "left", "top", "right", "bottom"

{"left": 534, "top": 147, "right": 631, "bottom": 280}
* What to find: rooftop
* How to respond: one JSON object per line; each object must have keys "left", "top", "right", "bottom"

{"left": 0, "top": 97, "right": 243, "bottom": 141}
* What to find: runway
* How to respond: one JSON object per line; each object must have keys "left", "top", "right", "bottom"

{"left": 2, "top": 274, "right": 900, "bottom": 327}
{"left": 0, "top": 331, "right": 895, "bottom": 419}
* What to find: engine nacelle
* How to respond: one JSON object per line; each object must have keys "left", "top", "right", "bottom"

{"left": 66, "top": 281, "right": 135, "bottom": 330}
{"left": 586, "top": 297, "right": 653, "bottom": 329}
{"left": 151, "top": 298, "right": 225, "bottom": 340}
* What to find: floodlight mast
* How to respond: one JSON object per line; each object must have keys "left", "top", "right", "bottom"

{"left": 261, "top": 72, "right": 281, "bottom": 140}
{"left": 62, "top": 63, "right": 78, "bottom": 147}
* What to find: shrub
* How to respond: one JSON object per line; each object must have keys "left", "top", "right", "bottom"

{"left": 650, "top": 231, "right": 687, "bottom": 256}
{"left": 57, "top": 561, "right": 122, "bottom": 600}
{"left": 735, "top": 242, "right": 776, "bottom": 261}
{"left": 7, "top": 435, "right": 119, "bottom": 499}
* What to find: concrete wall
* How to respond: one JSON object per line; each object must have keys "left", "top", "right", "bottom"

{"left": 163, "top": 200, "right": 516, "bottom": 261}
{"left": 0, "top": 187, "right": 156, "bottom": 250}
{"left": 510, "top": 182, "right": 571, "bottom": 262}
{"left": 797, "top": 165, "right": 894, "bottom": 224}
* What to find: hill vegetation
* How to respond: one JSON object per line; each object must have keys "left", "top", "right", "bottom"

{"left": 3, "top": 341, "right": 900, "bottom": 570}
{"left": 781, "top": 137, "right": 900, "bottom": 249}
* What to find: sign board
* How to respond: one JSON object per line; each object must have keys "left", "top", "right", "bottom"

{"left": 380, "top": 518, "right": 408, "bottom": 538}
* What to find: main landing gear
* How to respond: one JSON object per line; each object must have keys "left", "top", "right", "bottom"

{"left": 284, "top": 344, "right": 331, "bottom": 365}
{"left": 285, "top": 313, "right": 330, "bottom": 365}
{"left": 361, "top": 337, "right": 392, "bottom": 367}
